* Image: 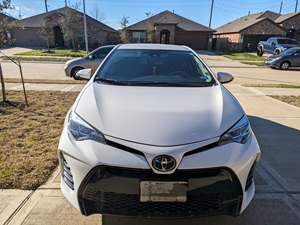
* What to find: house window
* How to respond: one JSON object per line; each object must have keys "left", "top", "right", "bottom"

{"left": 132, "top": 31, "right": 147, "bottom": 43}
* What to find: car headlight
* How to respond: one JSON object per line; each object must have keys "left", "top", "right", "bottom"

{"left": 68, "top": 112, "right": 106, "bottom": 143}
{"left": 219, "top": 115, "right": 251, "bottom": 145}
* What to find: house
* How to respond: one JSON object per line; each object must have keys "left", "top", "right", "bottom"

{"left": 124, "top": 10, "right": 214, "bottom": 50}
{"left": 214, "top": 11, "right": 286, "bottom": 51}
{"left": 0, "top": 12, "right": 16, "bottom": 22}
{"left": 275, "top": 12, "right": 300, "bottom": 40}
{"left": 10, "top": 7, "right": 119, "bottom": 49}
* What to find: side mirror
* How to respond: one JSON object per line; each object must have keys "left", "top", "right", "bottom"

{"left": 75, "top": 68, "right": 92, "bottom": 80}
{"left": 217, "top": 72, "right": 234, "bottom": 84}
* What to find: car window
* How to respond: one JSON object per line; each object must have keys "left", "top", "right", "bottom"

{"left": 284, "top": 48, "right": 300, "bottom": 55}
{"left": 277, "top": 39, "right": 298, "bottom": 45}
{"left": 92, "top": 47, "right": 113, "bottom": 59}
{"left": 95, "top": 49, "right": 216, "bottom": 87}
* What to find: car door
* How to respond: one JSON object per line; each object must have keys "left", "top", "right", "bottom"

{"left": 88, "top": 46, "right": 114, "bottom": 74}
{"left": 270, "top": 39, "right": 277, "bottom": 52}
{"left": 291, "top": 50, "right": 300, "bottom": 67}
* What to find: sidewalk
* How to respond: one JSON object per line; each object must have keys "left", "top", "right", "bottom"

{"left": 1, "top": 84, "right": 300, "bottom": 225}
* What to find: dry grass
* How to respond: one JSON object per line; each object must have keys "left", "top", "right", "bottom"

{"left": 5, "top": 78, "right": 85, "bottom": 85}
{"left": 244, "top": 84, "right": 300, "bottom": 89}
{"left": 0, "top": 91, "right": 78, "bottom": 189}
{"left": 270, "top": 96, "right": 300, "bottom": 108}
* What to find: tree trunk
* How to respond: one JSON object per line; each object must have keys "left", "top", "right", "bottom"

{"left": 0, "top": 63, "right": 6, "bottom": 102}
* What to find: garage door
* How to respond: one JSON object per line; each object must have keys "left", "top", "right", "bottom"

{"left": 243, "top": 35, "right": 280, "bottom": 51}
{"left": 175, "top": 31, "right": 209, "bottom": 50}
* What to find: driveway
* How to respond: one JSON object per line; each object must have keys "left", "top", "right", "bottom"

{"left": 1, "top": 84, "right": 300, "bottom": 225}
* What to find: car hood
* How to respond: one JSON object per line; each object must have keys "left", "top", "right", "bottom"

{"left": 75, "top": 83, "right": 244, "bottom": 146}
{"left": 66, "top": 57, "right": 85, "bottom": 65}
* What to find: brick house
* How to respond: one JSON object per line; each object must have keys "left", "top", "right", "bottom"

{"left": 10, "top": 7, "right": 119, "bottom": 49}
{"left": 124, "top": 10, "right": 214, "bottom": 50}
{"left": 214, "top": 11, "right": 286, "bottom": 51}
{"left": 275, "top": 12, "right": 300, "bottom": 41}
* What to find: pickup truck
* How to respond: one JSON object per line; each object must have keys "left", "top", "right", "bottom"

{"left": 257, "top": 37, "right": 299, "bottom": 56}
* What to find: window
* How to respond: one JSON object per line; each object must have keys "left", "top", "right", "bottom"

{"left": 277, "top": 39, "right": 298, "bottom": 45}
{"left": 131, "top": 32, "right": 147, "bottom": 43}
{"left": 95, "top": 49, "right": 216, "bottom": 87}
{"left": 92, "top": 47, "right": 114, "bottom": 59}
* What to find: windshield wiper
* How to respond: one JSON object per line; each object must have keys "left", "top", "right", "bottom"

{"left": 95, "top": 78, "right": 131, "bottom": 85}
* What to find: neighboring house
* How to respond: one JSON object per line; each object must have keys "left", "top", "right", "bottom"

{"left": 125, "top": 10, "right": 214, "bottom": 50}
{"left": 214, "top": 11, "right": 286, "bottom": 51}
{"left": 275, "top": 12, "right": 300, "bottom": 40}
{"left": 10, "top": 7, "right": 119, "bottom": 49}
{"left": 0, "top": 12, "right": 16, "bottom": 22}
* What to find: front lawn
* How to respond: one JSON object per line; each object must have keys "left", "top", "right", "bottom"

{"left": 270, "top": 95, "right": 300, "bottom": 108}
{"left": 0, "top": 91, "right": 78, "bottom": 189}
{"left": 17, "top": 49, "right": 86, "bottom": 58}
{"left": 219, "top": 52, "right": 265, "bottom": 61}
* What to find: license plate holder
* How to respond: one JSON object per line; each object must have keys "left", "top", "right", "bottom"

{"left": 140, "top": 181, "right": 188, "bottom": 202}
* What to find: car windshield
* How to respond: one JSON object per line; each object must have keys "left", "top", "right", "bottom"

{"left": 277, "top": 39, "right": 298, "bottom": 45}
{"left": 95, "top": 49, "right": 216, "bottom": 87}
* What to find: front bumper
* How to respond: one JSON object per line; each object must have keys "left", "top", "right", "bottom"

{"left": 58, "top": 127, "right": 261, "bottom": 217}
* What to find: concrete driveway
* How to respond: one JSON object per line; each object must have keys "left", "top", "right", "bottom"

{"left": 2, "top": 84, "right": 300, "bottom": 225}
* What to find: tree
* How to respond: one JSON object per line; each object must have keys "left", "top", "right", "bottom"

{"left": 61, "top": 8, "right": 83, "bottom": 49}
{"left": 39, "top": 17, "right": 53, "bottom": 51}
{"left": 120, "top": 16, "right": 129, "bottom": 43}
{"left": 90, "top": 5, "right": 105, "bottom": 22}
{"left": 145, "top": 12, "right": 155, "bottom": 43}
{"left": 0, "top": 0, "right": 13, "bottom": 48}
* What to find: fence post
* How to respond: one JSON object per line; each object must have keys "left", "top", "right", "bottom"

{"left": 0, "top": 63, "right": 6, "bottom": 103}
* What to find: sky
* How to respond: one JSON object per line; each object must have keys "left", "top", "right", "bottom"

{"left": 4, "top": 0, "right": 300, "bottom": 29}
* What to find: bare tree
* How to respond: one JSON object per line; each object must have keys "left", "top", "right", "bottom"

{"left": 144, "top": 12, "right": 155, "bottom": 43}
{"left": 120, "top": 16, "right": 129, "bottom": 43}
{"left": 39, "top": 17, "right": 53, "bottom": 52}
{"left": 61, "top": 8, "right": 83, "bottom": 49}
{"left": 90, "top": 5, "right": 105, "bottom": 22}
{"left": 0, "top": 0, "right": 13, "bottom": 48}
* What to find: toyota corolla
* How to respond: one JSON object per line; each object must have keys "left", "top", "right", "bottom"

{"left": 58, "top": 44, "right": 261, "bottom": 218}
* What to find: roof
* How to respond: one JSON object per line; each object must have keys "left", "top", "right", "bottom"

{"left": 14, "top": 7, "right": 117, "bottom": 33}
{"left": 118, "top": 43, "right": 190, "bottom": 51}
{"left": 126, "top": 10, "right": 214, "bottom": 32}
{"left": 275, "top": 12, "right": 300, "bottom": 23}
{"left": 0, "top": 12, "right": 16, "bottom": 22}
{"left": 215, "top": 11, "right": 283, "bottom": 34}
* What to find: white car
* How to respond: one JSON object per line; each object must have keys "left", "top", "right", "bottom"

{"left": 58, "top": 44, "right": 261, "bottom": 218}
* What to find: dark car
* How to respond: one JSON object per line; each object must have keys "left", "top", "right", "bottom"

{"left": 265, "top": 47, "right": 300, "bottom": 70}
{"left": 257, "top": 37, "right": 299, "bottom": 56}
{"left": 64, "top": 45, "right": 115, "bottom": 79}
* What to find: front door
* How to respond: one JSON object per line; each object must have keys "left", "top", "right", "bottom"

{"left": 53, "top": 26, "right": 64, "bottom": 47}
{"left": 160, "top": 30, "right": 170, "bottom": 44}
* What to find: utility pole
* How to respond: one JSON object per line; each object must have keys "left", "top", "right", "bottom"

{"left": 209, "top": 0, "right": 215, "bottom": 28}
{"left": 83, "top": 0, "right": 89, "bottom": 54}
{"left": 279, "top": 0, "right": 283, "bottom": 14}
{"left": 65, "top": 0, "right": 68, "bottom": 7}
{"left": 296, "top": 0, "right": 299, "bottom": 12}
{"left": 44, "top": 0, "right": 48, "bottom": 12}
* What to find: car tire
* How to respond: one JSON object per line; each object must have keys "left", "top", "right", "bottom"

{"left": 280, "top": 62, "right": 290, "bottom": 70}
{"left": 274, "top": 49, "right": 281, "bottom": 55}
{"left": 257, "top": 48, "right": 263, "bottom": 56}
{"left": 71, "top": 67, "right": 84, "bottom": 80}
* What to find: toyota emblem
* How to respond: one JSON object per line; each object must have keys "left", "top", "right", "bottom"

{"left": 152, "top": 155, "right": 177, "bottom": 172}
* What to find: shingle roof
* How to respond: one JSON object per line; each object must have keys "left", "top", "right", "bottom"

{"left": 14, "top": 7, "right": 117, "bottom": 33}
{"left": 0, "top": 12, "right": 16, "bottom": 22}
{"left": 275, "top": 12, "right": 300, "bottom": 23}
{"left": 215, "top": 11, "right": 283, "bottom": 34}
{"left": 126, "top": 10, "right": 214, "bottom": 32}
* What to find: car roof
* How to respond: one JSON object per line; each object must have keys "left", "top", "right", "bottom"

{"left": 117, "top": 44, "right": 190, "bottom": 51}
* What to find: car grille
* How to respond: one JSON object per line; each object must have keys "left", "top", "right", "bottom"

{"left": 78, "top": 166, "right": 242, "bottom": 217}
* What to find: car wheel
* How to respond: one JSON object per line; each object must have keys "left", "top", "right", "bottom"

{"left": 257, "top": 48, "right": 263, "bottom": 56}
{"left": 71, "top": 67, "right": 84, "bottom": 79}
{"left": 274, "top": 49, "right": 281, "bottom": 55}
{"left": 280, "top": 62, "right": 290, "bottom": 70}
